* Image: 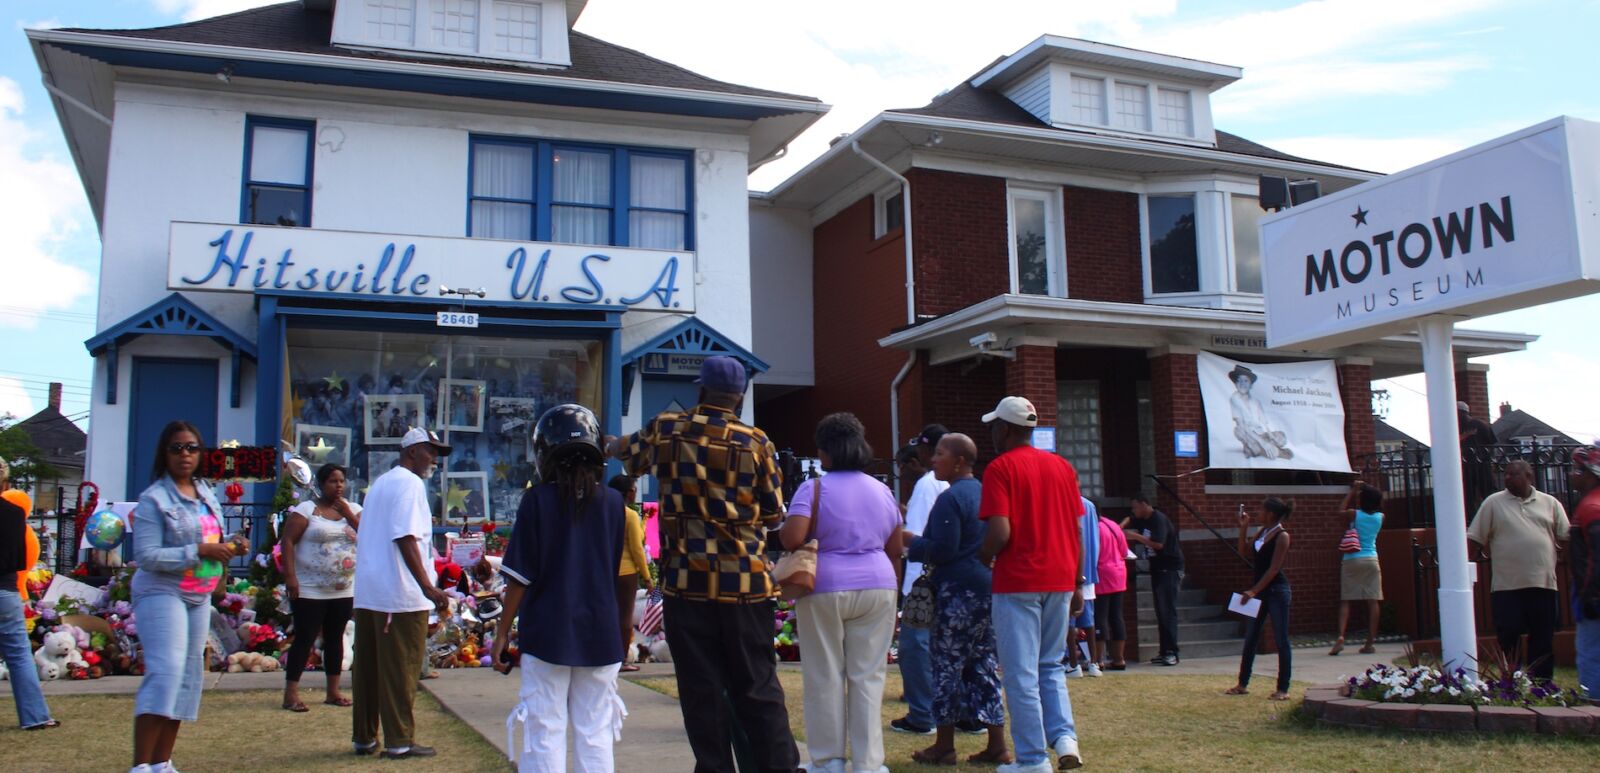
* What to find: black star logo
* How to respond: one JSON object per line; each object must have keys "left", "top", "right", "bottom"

{"left": 1351, "top": 205, "right": 1369, "bottom": 227}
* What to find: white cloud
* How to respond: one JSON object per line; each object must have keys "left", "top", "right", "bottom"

{"left": 0, "top": 78, "right": 94, "bottom": 331}
{"left": 0, "top": 377, "right": 36, "bottom": 420}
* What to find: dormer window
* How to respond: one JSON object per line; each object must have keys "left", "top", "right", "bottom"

{"left": 1156, "top": 87, "right": 1193, "bottom": 136}
{"left": 1054, "top": 71, "right": 1195, "bottom": 140}
{"left": 333, "top": 0, "right": 571, "bottom": 66}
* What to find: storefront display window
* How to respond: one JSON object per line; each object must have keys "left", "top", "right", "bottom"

{"left": 284, "top": 328, "right": 603, "bottom": 524}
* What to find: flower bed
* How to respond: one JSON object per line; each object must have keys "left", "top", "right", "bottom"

{"left": 1304, "top": 663, "right": 1600, "bottom": 735}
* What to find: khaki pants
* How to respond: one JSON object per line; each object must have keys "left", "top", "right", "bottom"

{"left": 352, "top": 608, "right": 428, "bottom": 750}
{"left": 796, "top": 589, "right": 897, "bottom": 772}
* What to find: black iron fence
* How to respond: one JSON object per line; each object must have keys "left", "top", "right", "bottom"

{"left": 1411, "top": 539, "right": 1575, "bottom": 640}
{"left": 58, "top": 501, "right": 279, "bottom": 579}
{"left": 1361, "top": 442, "right": 1582, "bottom": 529}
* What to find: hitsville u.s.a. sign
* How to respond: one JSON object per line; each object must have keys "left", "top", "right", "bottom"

{"left": 168, "top": 221, "right": 695, "bottom": 312}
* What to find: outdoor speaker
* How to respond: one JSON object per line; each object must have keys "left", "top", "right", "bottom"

{"left": 1259, "top": 175, "right": 1289, "bottom": 211}
{"left": 1289, "top": 179, "right": 1323, "bottom": 206}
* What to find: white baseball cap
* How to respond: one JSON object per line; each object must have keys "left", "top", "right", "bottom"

{"left": 983, "top": 396, "right": 1039, "bottom": 427}
{"left": 401, "top": 426, "right": 453, "bottom": 456}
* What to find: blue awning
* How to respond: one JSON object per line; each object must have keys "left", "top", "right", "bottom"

{"left": 85, "top": 293, "right": 256, "bottom": 407}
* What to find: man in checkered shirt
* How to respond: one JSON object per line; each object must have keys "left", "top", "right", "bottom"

{"left": 607, "top": 355, "right": 800, "bottom": 772}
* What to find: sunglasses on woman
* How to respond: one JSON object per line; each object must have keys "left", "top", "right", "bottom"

{"left": 167, "top": 442, "right": 203, "bottom": 455}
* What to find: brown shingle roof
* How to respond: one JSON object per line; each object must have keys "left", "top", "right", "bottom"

{"left": 61, "top": 1, "right": 820, "bottom": 103}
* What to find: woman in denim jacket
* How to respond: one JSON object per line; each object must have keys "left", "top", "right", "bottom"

{"left": 129, "top": 420, "right": 238, "bottom": 773}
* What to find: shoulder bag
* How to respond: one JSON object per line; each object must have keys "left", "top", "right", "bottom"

{"left": 901, "top": 565, "right": 937, "bottom": 629}
{"left": 1339, "top": 518, "right": 1362, "bottom": 554}
{"left": 774, "top": 479, "right": 822, "bottom": 600}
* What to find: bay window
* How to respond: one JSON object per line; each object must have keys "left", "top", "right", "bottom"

{"left": 1230, "top": 194, "right": 1264, "bottom": 294}
{"left": 1008, "top": 185, "right": 1065, "bottom": 297}
{"left": 1147, "top": 194, "right": 1198, "bottom": 294}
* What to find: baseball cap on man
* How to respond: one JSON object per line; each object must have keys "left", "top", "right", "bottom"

{"left": 401, "top": 427, "right": 453, "bottom": 456}
{"left": 982, "top": 396, "right": 1039, "bottom": 427}
{"left": 695, "top": 355, "right": 748, "bottom": 394}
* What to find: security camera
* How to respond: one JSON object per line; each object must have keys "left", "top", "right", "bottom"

{"left": 970, "top": 332, "right": 999, "bottom": 350}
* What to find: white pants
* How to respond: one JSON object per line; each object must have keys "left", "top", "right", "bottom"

{"left": 507, "top": 655, "right": 626, "bottom": 772}
{"left": 796, "top": 589, "right": 898, "bottom": 773}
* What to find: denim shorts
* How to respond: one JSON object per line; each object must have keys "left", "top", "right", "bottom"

{"left": 133, "top": 592, "right": 212, "bottom": 721}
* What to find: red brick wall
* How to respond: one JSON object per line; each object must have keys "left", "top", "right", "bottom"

{"left": 920, "top": 356, "right": 1009, "bottom": 467}
{"left": 907, "top": 168, "right": 1010, "bottom": 316}
{"left": 1340, "top": 362, "right": 1376, "bottom": 466}
{"left": 1005, "top": 346, "right": 1059, "bottom": 427}
{"left": 1063, "top": 186, "right": 1143, "bottom": 304}
{"left": 758, "top": 195, "right": 911, "bottom": 456}
{"left": 1455, "top": 365, "right": 1491, "bottom": 422}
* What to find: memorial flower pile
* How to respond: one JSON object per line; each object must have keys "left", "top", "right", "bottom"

{"left": 1345, "top": 662, "right": 1579, "bottom": 708}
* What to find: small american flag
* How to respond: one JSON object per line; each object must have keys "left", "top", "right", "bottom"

{"left": 638, "top": 588, "right": 665, "bottom": 636}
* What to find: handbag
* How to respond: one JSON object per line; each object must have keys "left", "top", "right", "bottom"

{"left": 901, "top": 566, "right": 937, "bottom": 629}
{"left": 774, "top": 479, "right": 822, "bottom": 600}
{"left": 1339, "top": 523, "right": 1362, "bottom": 554}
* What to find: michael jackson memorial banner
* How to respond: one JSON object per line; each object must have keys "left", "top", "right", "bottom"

{"left": 1196, "top": 352, "right": 1351, "bottom": 472}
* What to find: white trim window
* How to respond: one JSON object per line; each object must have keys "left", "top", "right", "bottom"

{"left": 1229, "top": 193, "right": 1265, "bottom": 294}
{"left": 1070, "top": 75, "right": 1107, "bottom": 126}
{"left": 1114, "top": 81, "right": 1149, "bottom": 132}
{"left": 1058, "top": 381, "right": 1104, "bottom": 498}
{"left": 1156, "top": 87, "right": 1193, "bottom": 136}
{"left": 1145, "top": 193, "right": 1198, "bottom": 294}
{"left": 333, "top": 0, "right": 568, "bottom": 66}
{"left": 1008, "top": 184, "right": 1066, "bottom": 297}
{"left": 873, "top": 185, "right": 905, "bottom": 239}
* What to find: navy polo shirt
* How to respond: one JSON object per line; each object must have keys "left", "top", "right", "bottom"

{"left": 501, "top": 482, "right": 626, "bottom": 667}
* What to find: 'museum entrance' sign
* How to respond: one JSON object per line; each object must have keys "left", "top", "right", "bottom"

{"left": 169, "top": 221, "right": 696, "bottom": 313}
{"left": 1261, "top": 117, "right": 1599, "bottom": 350}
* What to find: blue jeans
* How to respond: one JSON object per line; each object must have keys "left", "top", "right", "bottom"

{"left": 993, "top": 592, "right": 1075, "bottom": 767}
{"left": 0, "top": 589, "right": 52, "bottom": 728}
{"left": 897, "top": 621, "right": 934, "bottom": 727}
{"left": 1577, "top": 616, "right": 1600, "bottom": 701}
{"left": 1238, "top": 583, "right": 1291, "bottom": 693}
{"left": 134, "top": 592, "right": 212, "bottom": 721}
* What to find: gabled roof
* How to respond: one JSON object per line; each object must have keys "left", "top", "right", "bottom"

{"left": 1493, "top": 408, "right": 1579, "bottom": 445}
{"left": 57, "top": 2, "right": 819, "bottom": 103}
{"left": 16, "top": 406, "right": 88, "bottom": 470}
{"left": 1374, "top": 417, "right": 1427, "bottom": 449}
{"left": 889, "top": 75, "right": 1366, "bottom": 173}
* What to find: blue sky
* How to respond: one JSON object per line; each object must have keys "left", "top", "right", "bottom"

{"left": 2, "top": 0, "right": 1598, "bottom": 445}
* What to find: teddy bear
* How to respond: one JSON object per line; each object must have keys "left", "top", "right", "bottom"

{"left": 34, "top": 629, "right": 86, "bottom": 680}
{"left": 36, "top": 661, "right": 61, "bottom": 682}
{"left": 0, "top": 657, "right": 9, "bottom": 681}
{"left": 225, "top": 651, "right": 282, "bottom": 673}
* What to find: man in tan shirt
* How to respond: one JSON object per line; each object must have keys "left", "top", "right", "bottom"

{"left": 1467, "top": 460, "right": 1569, "bottom": 679}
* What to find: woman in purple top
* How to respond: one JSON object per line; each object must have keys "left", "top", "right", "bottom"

{"left": 781, "top": 412, "right": 901, "bottom": 773}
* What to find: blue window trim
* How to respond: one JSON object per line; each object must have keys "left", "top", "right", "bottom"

{"left": 241, "top": 115, "right": 316, "bottom": 227}
{"left": 466, "top": 135, "right": 694, "bottom": 250}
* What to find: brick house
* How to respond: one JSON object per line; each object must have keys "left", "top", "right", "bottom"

{"left": 748, "top": 36, "right": 1536, "bottom": 645}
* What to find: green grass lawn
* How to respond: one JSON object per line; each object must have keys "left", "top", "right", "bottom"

{"left": 631, "top": 670, "right": 1600, "bottom": 773}
{"left": 0, "top": 689, "right": 507, "bottom": 773}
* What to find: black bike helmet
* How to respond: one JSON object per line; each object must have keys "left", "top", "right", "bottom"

{"left": 533, "top": 403, "right": 604, "bottom": 479}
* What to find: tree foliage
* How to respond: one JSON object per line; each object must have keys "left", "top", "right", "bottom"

{"left": 0, "top": 413, "right": 64, "bottom": 487}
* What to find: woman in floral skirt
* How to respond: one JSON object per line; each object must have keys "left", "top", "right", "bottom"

{"left": 905, "top": 433, "right": 1010, "bottom": 766}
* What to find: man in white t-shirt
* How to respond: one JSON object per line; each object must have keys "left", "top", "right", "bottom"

{"left": 890, "top": 425, "right": 951, "bottom": 735}
{"left": 351, "top": 427, "right": 452, "bottom": 760}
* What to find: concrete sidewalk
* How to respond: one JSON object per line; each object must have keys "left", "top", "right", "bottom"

{"left": 1110, "top": 641, "right": 1407, "bottom": 687}
{"left": 422, "top": 664, "right": 698, "bottom": 770}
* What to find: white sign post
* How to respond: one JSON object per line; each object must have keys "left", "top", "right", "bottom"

{"left": 1261, "top": 116, "right": 1600, "bottom": 675}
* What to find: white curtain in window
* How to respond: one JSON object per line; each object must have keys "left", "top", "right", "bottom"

{"left": 250, "top": 126, "right": 308, "bottom": 185}
{"left": 629, "top": 156, "right": 686, "bottom": 249}
{"left": 553, "top": 149, "right": 610, "bottom": 245}
{"left": 470, "top": 143, "right": 534, "bottom": 239}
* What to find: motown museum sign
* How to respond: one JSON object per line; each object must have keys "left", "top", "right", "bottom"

{"left": 1261, "top": 116, "right": 1600, "bottom": 350}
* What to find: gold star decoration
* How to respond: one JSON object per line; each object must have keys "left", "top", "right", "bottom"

{"left": 305, "top": 436, "right": 336, "bottom": 463}
{"left": 324, "top": 371, "right": 346, "bottom": 390}
{"left": 492, "top": 462, "right": 512, "bottom": 483}
{"left": 445, "top": 482, "right": 471, "bottom": 515}
{"left": 290, "top": 392, "right": 306, "bottom": 419}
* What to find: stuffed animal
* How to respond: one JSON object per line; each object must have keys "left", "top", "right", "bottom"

{"left": 36, "top": 661, "right": 61, "bottom": 682}
{"left": 0, "top": 657, "right": 9, "bottom": 681}
{"left": 647, "top": 639, "right": 672, "bottom": 663}
{"left": 224, "top": 651, "right": 282, "bottom": 673}
{"left": 35, "top": 629, "right": 85, "bottom": 679}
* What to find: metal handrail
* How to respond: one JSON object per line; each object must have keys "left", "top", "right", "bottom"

{"left": 1146, "top": 474, "right": 1251, "bottom": 567}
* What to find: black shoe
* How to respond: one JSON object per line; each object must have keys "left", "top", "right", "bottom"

{"left": 955, "top": 719, "right": 987, "bottom": 735}
{"left": 890, "top": 717, "right": 935, "bottom": 735}
{"left": 380, "top": 745, "right": 437, "bottom": 759}
{"left": 1157, "top": 654, "right": 1180, "bottom": 666}
{"left": 353, "top": 743, "right": 378, "bottom": 756}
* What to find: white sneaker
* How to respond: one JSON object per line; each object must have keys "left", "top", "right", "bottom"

{"left": 129, "top": 766, "right": 152, "bottom": 773}
{"left": 1086, "top": 663, "right": 1103, "bottom": 677}
{"left": 1052, "top": 736, "right": 1083, "bottom": 770}
{"left": 158, "top": 763, "right": 180, "bottom": 773}
{"left": 1064, "top": 665, "right": 1083, "bottom": 678}
{"left": 996, "top": 762, "right": 1053, "bottom": 773}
